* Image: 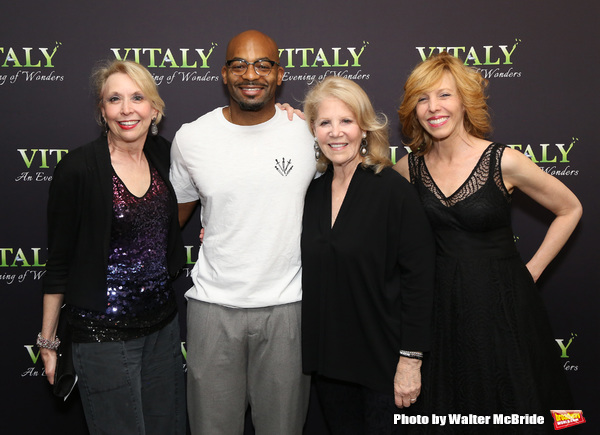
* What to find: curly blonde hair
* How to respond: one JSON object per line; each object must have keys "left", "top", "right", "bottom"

{"left": 398, "top": 52, "right": 491, "bottom": 155}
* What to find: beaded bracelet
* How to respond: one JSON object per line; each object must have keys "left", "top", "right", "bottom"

{"left": 36, "top": 332, "right": 61, "bottom": 351}
{"left": 399, "top": 349, "right": 423, "bottom": 360}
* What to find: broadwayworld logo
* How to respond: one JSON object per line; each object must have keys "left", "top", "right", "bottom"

{"left": 551, "top": 410, "right": 586, "bottom": 430}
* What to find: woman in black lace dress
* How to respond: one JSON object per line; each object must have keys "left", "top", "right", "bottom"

{"left": 393, "top": 52, "right": 582, "bottom": 434}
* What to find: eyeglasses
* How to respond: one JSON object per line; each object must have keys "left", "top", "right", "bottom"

{"left": 225, "top": 59, "right": 279, "bottom": 76}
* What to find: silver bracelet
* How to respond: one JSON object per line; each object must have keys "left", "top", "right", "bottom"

{"left": 36, "top": 332, "right": 61, "bottom": 351}
{"left": 399, "top": 349, "right": 423, "bottom": 360}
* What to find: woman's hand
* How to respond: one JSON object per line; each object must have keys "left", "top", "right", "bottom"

{"left": 394, "top": 356, "right": 422, "bottom": 408}
{"left": 41, "top": 348, "right": 58, "bottom": 385}
{"left": 40, "top": 293, "right": 64, "bottom": 385}
{"left": 276, "top": 102, "right": 305, "bottom": 120}
{"left": 502, "top": 147, "right": 582, "bottom": 281}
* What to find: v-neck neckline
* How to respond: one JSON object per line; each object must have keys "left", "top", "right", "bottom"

{"left": 328, "top": 163, "right": 362, "bottom": 230}
{"left": 111, "top": 163, "right": 153, "bottom": 200}
{"left": 422, "top": 142, "right": 494, "bottom": 202}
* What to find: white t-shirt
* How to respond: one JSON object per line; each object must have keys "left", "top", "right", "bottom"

{"left": 170, "top": 107, "right": 316, "bottom": 308}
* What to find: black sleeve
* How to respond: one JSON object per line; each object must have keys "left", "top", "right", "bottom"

{"left": 42, "top": 155, "right": 83, "bottom": 294}
{"left": 391, "top": 174, "right": 436, "bottom": 351}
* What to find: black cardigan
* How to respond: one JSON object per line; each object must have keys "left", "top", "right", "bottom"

{"left": 301, "top": 165, "right": 435, "bottom": 394}
{"left": 42, "top": 135, "right": 185, "bottom": 312}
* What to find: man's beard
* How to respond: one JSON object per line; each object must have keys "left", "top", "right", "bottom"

{"left": 236, "top": 99, "right": 266, "bottom": 112}
{"left": 231, "top": 80, "right": 271, "bottom": 112}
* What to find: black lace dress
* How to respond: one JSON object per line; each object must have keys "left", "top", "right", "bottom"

{"left": 408, "top": 143, "right": 572, "bottom": 434}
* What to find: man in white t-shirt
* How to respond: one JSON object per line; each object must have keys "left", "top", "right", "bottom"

{"left": 170, "top": 30, "right": 315, "bottom": 435}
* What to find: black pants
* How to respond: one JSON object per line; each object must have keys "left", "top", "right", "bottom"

{"left": 315, "top": 375, "right": 406, "bottom": 435}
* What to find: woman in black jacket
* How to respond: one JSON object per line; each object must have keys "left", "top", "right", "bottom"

{"left": 301, "top": 76, "right": 436, "bottom": 434}
{"left": 38, "top": 60, "right": 186, "bottom": 435}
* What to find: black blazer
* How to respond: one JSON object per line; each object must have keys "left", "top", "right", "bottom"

{"left": 42, "top": 135, "right": 185, "bottom": 312}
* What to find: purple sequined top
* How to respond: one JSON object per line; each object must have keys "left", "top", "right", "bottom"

{"left": 67, "top": 164, "right": 176, "bottom": 342}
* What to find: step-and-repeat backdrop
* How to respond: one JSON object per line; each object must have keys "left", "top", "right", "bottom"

{"left": 2, "top": 1, "right": 597, "bottom": 433}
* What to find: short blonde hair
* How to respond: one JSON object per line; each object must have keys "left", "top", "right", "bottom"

{"left": 398, "top": 52, "right": 491, "bottom": 155}
{"left": 91, "top": 60, "right": 165, "bottom": 126}
{"left": 304, "top": 76, "right": 391, "bottom": 173}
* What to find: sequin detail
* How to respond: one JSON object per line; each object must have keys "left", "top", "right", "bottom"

{"left": 68, "top": 164, "right": 176, "bottom": 342}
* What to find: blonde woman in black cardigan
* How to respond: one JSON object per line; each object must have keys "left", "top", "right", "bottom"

{"left": 39, "top": 60, "right": 186, "bottom": 435}
{"left": 301, "top": 76, "right": 436, "bottom": 435}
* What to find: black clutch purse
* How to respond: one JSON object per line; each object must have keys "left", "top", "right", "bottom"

{"left": 53, "top": 312, "right": 77, "bottom": 399}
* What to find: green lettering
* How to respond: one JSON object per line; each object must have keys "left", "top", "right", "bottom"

{"left": 39, "top": 47, "right": 59, "bottom": 67}
{"left": 3, "top": 48, "right": 23, "bottom": 67}
{"left": 24, "top": 345, "right": 41, "bottom": 364}
{"left": 18, "top": 149, "right": 37, "bottom": 169}
{"left": 195, "top": 48, "right": 213, "bottom": 68}
{"left": 39, "top": 149, "right": 49, "bottom": 169}
{"left": 523, "top": 144, "right": 538, "bottom": 162}
{"left": 540, "top": 144, "right": 557, "bottom": 163}
{"left": 185, "top": 246, "right": 196, "bottom": 265}
{"left": 0, "top": 248, "right": 13, "bottom": 267}
{"left": 180, "top": 49, "right": 197, "bottom": 68}
{"left": 446, "top": 47, "right": 466, "bottom": 60}
{"left": 295, "top": 48, "right": 314, "bottom": 67}
{"left": 499, "top": 44, "right": 518, "bottom": 65}
{"left": 32, "top": 248, "right": 46, "bottom": 267}
{"left": 464, "top": 47, "right": 481, "bottom": 65}
{"left": 331, "top": 47, "right": 349, "bottom": 67}
{"left": 347, "top": 47, "right": 365, "bottom": 67}
{"left": 24, "top": 47, "right": 42, "bottom": 67}
{"left": 416, "top": 47, "right": 439, "bottom": 61}
{"left": 160, "top": 48, "right": 179, "bottom": 68}
{"left": 556, "top": 143, "right": 574, "bottom": 163}
{"left": 12, "top": 248, "right": 31, "bottom": 267}
{"left": 279, "top": 48, "right": 294, "bottom": 68}
{"left": 143, "top": 48, "right": 161, "bottom": 68}
{"left": 555, "top": 338, "right": 573, "bottom": 358}
{"left": 389, "top": 146, "right": 398, "bottom": 165}
{"left": 484, "top": 46, "right": 500, "bottom": 65}
{"left": 311, "top": 48, "right": 331, "bottom": 67}
{"left": 51, "top": 149, "right": 69, "bottom": 165}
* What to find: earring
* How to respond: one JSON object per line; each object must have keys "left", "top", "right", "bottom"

{"left": 314, "top": 139, "right": 321, "bottom": 160}
{"left": 101, "top": 117, "right": 109, "bottom": 135}
{"left": 150, "top": 118, "right": 158, "bottom": 136}
{"left": 360, "top": 137, "right": 368, "bottom": 156}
